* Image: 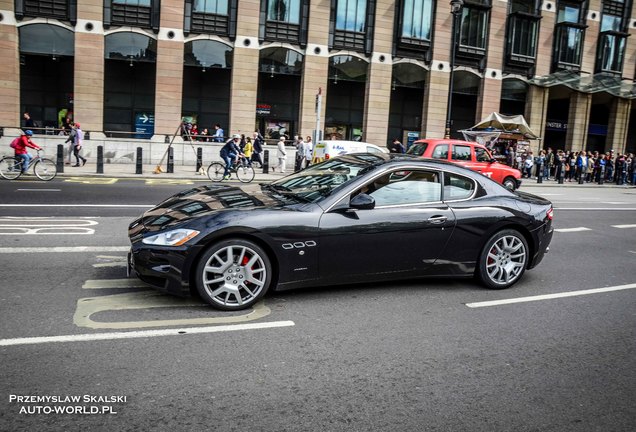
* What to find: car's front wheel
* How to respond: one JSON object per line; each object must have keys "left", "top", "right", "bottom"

{"left": 195, "top": 239, "right": 272, "bottom": 310}
{"left": 477, "top": 229, "right": 528, "bottom": 289}
{"left": 503, "top": 176, "right": 517, "bottom": 190}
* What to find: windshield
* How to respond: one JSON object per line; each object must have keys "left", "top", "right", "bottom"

{"left": 268, "top": 153, "right": 387, "bottom": 203}
{"left": 406, "top": 142, "right": 428, "bottom": 156}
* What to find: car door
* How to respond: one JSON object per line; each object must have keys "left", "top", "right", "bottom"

{"left": 464, "top": 144, "right": 497, "bottom": 180}
{"left": 317, "top": 169, "right": 456, "bottom": 282}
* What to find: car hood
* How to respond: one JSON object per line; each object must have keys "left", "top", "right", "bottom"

{"left": 130, "top": 184, "right": 296, "bottom": 234}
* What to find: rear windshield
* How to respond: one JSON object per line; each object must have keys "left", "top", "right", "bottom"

{"left": 406, "top": 142, "right": 428, "bottom": 156}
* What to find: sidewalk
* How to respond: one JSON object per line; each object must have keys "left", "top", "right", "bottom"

{"left": 56, "top": 162, "right": 635, "bottom": 188}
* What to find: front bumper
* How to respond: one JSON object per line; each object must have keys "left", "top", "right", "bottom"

{"left": 128, "top": 243, "right": 202, "bottom": 297}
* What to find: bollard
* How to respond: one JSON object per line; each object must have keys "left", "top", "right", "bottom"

{"left": 167, "top": 147, "right": 174, "bottom": 173}
{"left": 136, "top": 147, "right": 143, "bottom": 174}
{"left": 196, "top": 147, "right": 202, "bottom": 173}
{"left": 56, "top": 144, "right": 64, "bottom": 173}
{"left": 599, "top": 165, "right": 605, "bottom": 185}
{"left": 558, "top": 164, "right": 564, "bottom": 184}
{"left": 263, "top": 149, "right": 270, "bottom": 174}
{"left": 537, "top": 161, "right": 543, "bottom": 184}
{"left": 578, "top": 166, "right": 584, "bottom": 184}
{"left": 96, "top": 146, "right": 104, "bottom": 174}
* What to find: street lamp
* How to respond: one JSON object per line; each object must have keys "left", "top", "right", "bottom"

{"left": 445, "top": 0, "right": 464, "bottom": 139}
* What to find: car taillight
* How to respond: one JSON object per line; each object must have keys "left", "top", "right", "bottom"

{"left": 325, "top": 154, "right": 330, "bottom": 160}
{"left": 546, "top": 207, "right": 554, "bottom": 221}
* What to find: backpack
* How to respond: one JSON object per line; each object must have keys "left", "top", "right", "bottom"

{"left": 10, "top": 137, "right": 20, "bottom": 149}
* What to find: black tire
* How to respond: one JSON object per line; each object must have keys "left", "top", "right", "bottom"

{"left": 0, "top": 157, "right": 22, "bottom": 180}
{"left": 207, "top": 162, "right": 225, "bottom": 182}
{"left": 33, "top": 158, "right": 57, "bottom": 181}
{"left": 477, "top": 229, "right": 529, "bottom": 290}
{"left": 195, "top": 239, "right": 272, "bottom": 310}
{"left": 236, "top": 163, "right": 255, "bottom": 183}
{"left": 503, "top": 177, "right": 517, "bottom": 191}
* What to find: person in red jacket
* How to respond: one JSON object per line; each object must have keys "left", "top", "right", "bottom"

{"left": 13, "top": 130, "right": 42, "bottom": 173}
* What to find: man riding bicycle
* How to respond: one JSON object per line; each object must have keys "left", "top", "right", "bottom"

{"left": 219, "top": 134, "right": 244, "bottom": 180}
{"left": 12, "top": 130, "right": 42, "bottom": 173}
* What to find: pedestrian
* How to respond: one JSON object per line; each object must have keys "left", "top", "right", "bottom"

{"left": 213, "top": 124, "right": 224, "bottom": 143}
{"left": 23, "top": 112, "right": 34, "bottom": 131}
{"left": 65, "top": 123, "right": 77, "bottom": 165}
{"left": 545, "top": 147, "right": 554, "bottom": 179}
{"left": 72, "top": 123, "right": 87, "bottom": 167}
{"left": 243, "top": 137, "right": 254, "bottom": 166}
{"left": 535, "top": 150, "right": 545, "bottom": 179}
{"left": 388, "top": 138, "right": 405, "bottom": 154}
{"left": 251, "top": 131, "right": 264, "bottom": 167}
{"left": 304, "top": 135, "right": 313, "bottom": 168}
{"left": 11, "top": 130, "right": 42, "bottom": 173}
{"left": 295, "top": 135, "right": 305, "bottom": 171}
{"left": 524, "top": 152, "right": 534, "bottom": 178}
{"left": 272, "top": 136, "right": 287, "bottom": 173}
{"left": 575, "top": 150, "right": 587, "bottom": 182}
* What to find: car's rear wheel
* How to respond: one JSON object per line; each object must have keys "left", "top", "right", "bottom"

{"left": 503, "top": 176, "right": 517, "bottom": 190}
{"left": 195, "top": 239, "right": 272, "bottom": 310}
{"left": 477, "top": 229, "right": 528, "bottom": 289}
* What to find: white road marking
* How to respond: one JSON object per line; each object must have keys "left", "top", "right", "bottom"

{"left": 82, "top": 279, "right": 148, "bottom": 289}
{"left": 0, "top": 246, "right": 129, "bottom": 253}
{"left": 0, "top": 218, "right": 98, "bottom": 235}
{"left": 92, "top": 262, "right": 127, "bottom": 268}
{"left": 0, "top": 204, "right": 153, "bottom": 208}
{"left": 612, "top": 224, "right": 636, "bottom": 229}
{"left": 16, "top": 189, "right": 61, "bottom": 192}
{"left": 554, "top": 227, "right": 591, "bottom": 233}
{"left": 0, "top": 321, "right": 295, "bottom": 346}
{"left": 466, "top": 283, "right": 636, "bottom": 308}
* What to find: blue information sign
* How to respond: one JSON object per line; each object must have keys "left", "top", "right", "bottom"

{"left": 135, "top": 113, "right": 155, "bottom": 139}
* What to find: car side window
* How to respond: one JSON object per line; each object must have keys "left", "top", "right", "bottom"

{"left": 366, "top": 146, "right": 382, "bottom": 153}
{"left": 443, "top": 172, "right": 475, "bottom": 200}
{"left": 364, "top": 170, "right": 441, "bottom": 206}
{"left": 475, "top": 147, "right": 491, "bottom": 162}
{"left": 432, "top": 144, "right": 449, "bottom": 159}
{"left": 452, "top": 145, "right": 471, "bottom": 161}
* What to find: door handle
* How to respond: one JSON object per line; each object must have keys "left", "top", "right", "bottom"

{"left": 428, "top": 215, "right": 447, "bottom": 224}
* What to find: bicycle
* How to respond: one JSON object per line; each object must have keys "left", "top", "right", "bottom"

{"left": 207, "top": 156, "right": 255, "bottom": 183}
{"left": 0, "top": 150, "right": 57, "bottom": 181}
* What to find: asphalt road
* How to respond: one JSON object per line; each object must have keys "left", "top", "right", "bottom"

{"left": 0, "top": 178, "right": 635, "bottom": 431}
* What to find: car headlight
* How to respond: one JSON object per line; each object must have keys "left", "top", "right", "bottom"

{"left": 142, "top": 228, "right": 200, "bottom": 246}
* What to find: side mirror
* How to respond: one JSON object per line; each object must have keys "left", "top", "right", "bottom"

{"left": 349, "top": 193, "right": 375, "bottom": 210}
{"left": 489, "top": 158, "right": 497, "bottom": 163}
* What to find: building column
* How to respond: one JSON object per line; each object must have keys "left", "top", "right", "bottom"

{"left": 153, "top": 0, "right": 185, "bottom": 136}
{"left": 476, "top": 0, "right": 505, "bottom": 122}
{"left": 422, "top": 68, "right": 450, "bottom": 139}
{"left": 229, "top": 0, "right": 260, "bottom": 136}
{"left": 525, "top": 85, "right": 549, "bottom": 153}
{"left": 362, "top": 57, "right": 392, "bottom": 145}
{"left": 565, "top": 92, "right": 592, "bottom": 152}
{"left": 298, "top": 1, "right": 331, "bottom": 139}
{"left": 606, "top": 98, "right": 631, "bottom": 154}
{"left": 362, "top": 0, "right": 394, "bottom": 145}
{"left": 476, "top": 74, "right": 502, "bottom": 123}
{"left": 0, "top": 12, "right": 20, "bottom": 129}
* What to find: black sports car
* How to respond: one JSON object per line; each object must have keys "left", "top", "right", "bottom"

{"left": 128, "top": 153, "right": 554, "bottom": 310}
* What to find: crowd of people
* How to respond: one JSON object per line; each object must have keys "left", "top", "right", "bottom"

{"left": 506, "top": 147, "right": 636, "bottom": 185}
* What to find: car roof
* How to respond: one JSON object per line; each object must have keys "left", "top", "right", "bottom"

{"left": 413, "top": 138, "right": 484, "bottom": 147}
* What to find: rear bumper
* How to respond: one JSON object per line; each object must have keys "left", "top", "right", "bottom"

{"left": 528, "top": 225, "right": 553, "bottom": 270}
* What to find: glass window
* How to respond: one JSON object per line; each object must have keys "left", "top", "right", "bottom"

{"left": 406, "top": 142, "right": 429, "bottom": 156}
{"left": 460, "top": 7, "right": 488, "bottom": 49}
{"left": 452, "top": 145, "right": 471, "bottom": 161}
{"left": 401, "top": 0, "right": 434, "bottom": 41}
{"left": 367, "top": 171, "right": 441, "bottom": 206}
{"left": 557, "top": 3, "right": 580, "bottom": 23}
{"left": 555, "top": 25, "right": 583, "bottom": 66}
{"left": 599, "top": 34, "right": 626, "bottom": 72}
{"left": 114, "top": 0, "right": 151, "bottom": 5}
{"left": 194, "top": 0, "right": 228, "bottom": 15}
{"left": 432, "top": 144, "right": 449, "bottom": 159}
{"left": 443, "top": 173, "right": 475, "bottom": 200}
{"left": 268, "top": 0, "right": 301, "bottom": 24}
{"left": 601, "top": 14, "right": 622, "bottom": 32}
{"left": 475, "top": 147, "right": 491, "bottom": 162}
{"left": 336, "top": 0, "right": 367, "bottom": 32}
{"left": 510, "top": 0, "right": 536, "bottom": 14}
{"left": 104, "top": 32, "right": 157, "bottom": 62}
{"left": 508, "top": 15, "right": 537, "bottom": 58}
{"left": 19, "top": 24, "right": 75, "bottom": 56}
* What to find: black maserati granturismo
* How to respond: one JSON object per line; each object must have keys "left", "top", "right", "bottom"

{"left": 128, "top": 153, "right": 553, "bottom": 310}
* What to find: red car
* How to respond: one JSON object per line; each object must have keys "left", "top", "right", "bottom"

{"left": 407, "top": 139, "right": 522, "bottom": 190}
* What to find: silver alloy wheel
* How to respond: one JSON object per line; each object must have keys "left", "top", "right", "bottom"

{"left": 485, "top": 235, "right": 527, "bottom": 285}
{"left": 200, "top": 244, "right": 267, "bottom": 308}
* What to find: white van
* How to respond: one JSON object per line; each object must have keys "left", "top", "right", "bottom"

{"left": 311, "top": 140, "right": 388, "bottom": 163}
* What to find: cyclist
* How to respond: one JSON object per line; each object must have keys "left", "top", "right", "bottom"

{"left": 219, "top": 134, "right": 244, "bottom": 180}
{"left": 12, "top": 130, "right": 42, "bottom": 173}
